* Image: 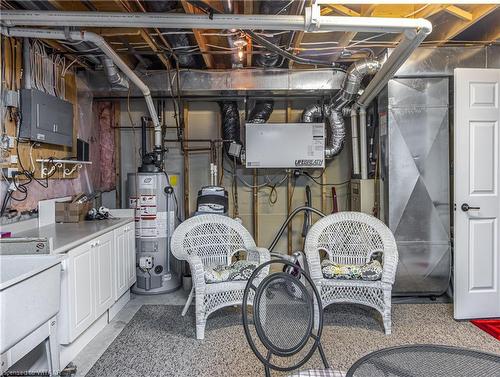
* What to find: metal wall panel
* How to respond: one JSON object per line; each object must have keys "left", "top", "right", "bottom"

{"left": 379, "top": 77, "right": 451, "bottom": 295}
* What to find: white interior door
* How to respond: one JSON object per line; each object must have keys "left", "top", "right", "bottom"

{"left": 454, "top": 68, "right": 500, "bottom": 319}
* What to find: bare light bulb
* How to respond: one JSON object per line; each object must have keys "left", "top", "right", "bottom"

{"left": 238, "top": 48, "right": 244, "bottom": 61}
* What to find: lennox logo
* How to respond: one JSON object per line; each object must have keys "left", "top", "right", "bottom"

{"left": 295, "top": 159, "right": 323, "bottom": 167}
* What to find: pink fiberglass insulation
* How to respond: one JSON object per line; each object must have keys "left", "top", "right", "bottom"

{"left": 96, "top": 101, "right": 116, "bottom": 192}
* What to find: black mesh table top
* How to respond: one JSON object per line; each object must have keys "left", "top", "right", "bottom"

{"left": 346, "top": 344, "right": 500, "bottom": 377}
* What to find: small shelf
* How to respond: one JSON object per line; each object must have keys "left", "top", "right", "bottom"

{"left": 36, "top": 159, "right": 92, "bottom": 165}
{"left": 36, "top": 159, "right": 92, "bottom": 178}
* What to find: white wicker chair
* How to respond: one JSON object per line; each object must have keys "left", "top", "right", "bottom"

{"left": 171, "top": 214, "right": 270, "bottom": 339}
{"left": 304, "top": 212, "right": 398, "bottom": 334}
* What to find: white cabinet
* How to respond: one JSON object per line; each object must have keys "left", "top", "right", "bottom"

{"left": 64, "top": 241, "right": 94, "bottom": 343}
{"left": 59, "top": 221, "right": 135, "bottom": 345}
{"left": 113, "top": 224, "right": 136, "bottom": 300}
{"left": 93, "top": 232, "right": 114, "bottom": 318}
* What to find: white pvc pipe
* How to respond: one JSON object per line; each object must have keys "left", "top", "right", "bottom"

{"left": 0, "top": 27, "right": 162, "bottom": 150}
{"left": 350, "top": 108, "right": 360, "bottom": 176}
{"left": 359, "top": 108, "right": 368, "bottom": 180}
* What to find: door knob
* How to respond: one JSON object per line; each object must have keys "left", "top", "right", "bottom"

{"left": 461, "top": 203, "right": 480, "bottom": 212}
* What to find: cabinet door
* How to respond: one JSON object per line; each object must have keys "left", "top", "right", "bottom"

{"left": 114, "top": 225, "right": 128, "bottom": 300}
{"left": 93, "top": 232, "right": 114, "bottom": 318}
{"left": 68, "top": 241, "right": 95, "bottom": 341}
{"left": 126, "top": 224, "right": 136, "bottom": 287}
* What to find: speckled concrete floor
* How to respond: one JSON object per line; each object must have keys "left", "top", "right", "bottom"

{"left": 72, "top": 290, "right": 189, "bottom": 376}
{"left": 82, "top": 300, "right": 499, "bottom": 377}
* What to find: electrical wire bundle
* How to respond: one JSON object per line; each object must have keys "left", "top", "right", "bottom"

{"left": 29, "top": 40, "right": 72, "bottom": 100}
{"left": 0, "top": 137, "right": 58, "bottom": 216}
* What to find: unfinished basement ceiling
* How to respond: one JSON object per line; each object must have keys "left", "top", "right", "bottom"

{"left": 0, "top": 1, "right": 498, "bottom": 71}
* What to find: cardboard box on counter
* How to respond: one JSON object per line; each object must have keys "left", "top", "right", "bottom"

{"left": 55, "top": 200, "right": 92, "bottom": 223}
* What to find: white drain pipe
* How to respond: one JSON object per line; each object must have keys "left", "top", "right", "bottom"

{"left": 350, "top": 108, "right": 360, "bottom": 177}
{"left": 359, "top": 108, "right": 368, "bottom": 180}
{"left": 0, "top": 27, "right": 162, "bottom": 154}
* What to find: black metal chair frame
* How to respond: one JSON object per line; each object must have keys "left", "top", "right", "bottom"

{"left": 242, "top": 259, "right": 330, "bottom": 377}
{"left": 346, "top": 344, "right": 500, "bottom": 377}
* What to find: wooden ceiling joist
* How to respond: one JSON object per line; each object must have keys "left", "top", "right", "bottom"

{"left": 181, "top": 0, "right": 215, "bottom": 69}
{"left": 112, "top": 0, "right": 171, "bottom": 69}
{"left": 322, "top": 5, "right": 359, "bottom": 17}
{"left": 337, "top": 5, "right": 376, "bottom": 49}
{"left": 433, "top": 4, "right": 498, "bottom": 45}
{"left": 443, "top": 5, "right": 473, "bottom": 22}
{"left": 244, "top": 0, "right": 253, "bottom": 67}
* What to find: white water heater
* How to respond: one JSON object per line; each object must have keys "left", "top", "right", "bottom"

{"left": 127, "top": 172, "right": 182, "bottom": 294}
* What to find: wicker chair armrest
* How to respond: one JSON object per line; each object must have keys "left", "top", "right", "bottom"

{"left": 304, "top": 247, "right": 324, "bottom": 282}
{"left": 381, "top": 245, "right": 399, "bottom": 285}
{"left": 186, "top": 254, "right": 206, "bottom": 291}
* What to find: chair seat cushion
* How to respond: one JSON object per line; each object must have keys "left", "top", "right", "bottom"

{"left": 321, "top": 259, "right": 382, "bottom": 281}
{"left": 204, "top": 260, "right": 257, "bottom": 283}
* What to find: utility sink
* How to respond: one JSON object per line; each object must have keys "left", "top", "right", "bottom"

{"left": 0, "top": 255, "right": 64, "bottom": 365}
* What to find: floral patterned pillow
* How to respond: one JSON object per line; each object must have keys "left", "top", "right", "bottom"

{"left": 204, "top": 260, "right": 257, "bottom": 283}
{"left": 321, "top": 259, "right": 383, "bottom": 281}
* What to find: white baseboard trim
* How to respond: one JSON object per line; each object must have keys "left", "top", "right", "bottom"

{"left": 108, "top": 290, "right": 131, "bottom": 322}
{"left": 59, "top": 313, "right": 107, "bottom": 370}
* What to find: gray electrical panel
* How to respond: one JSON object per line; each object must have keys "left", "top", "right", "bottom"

{"left": 20, "top": 89, "right": 73, "bottom": 147}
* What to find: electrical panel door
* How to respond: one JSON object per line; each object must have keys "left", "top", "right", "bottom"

{"left": 20, "top": 89, "right": 74, "bottom": 147}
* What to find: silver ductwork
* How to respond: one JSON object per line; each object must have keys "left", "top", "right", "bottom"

{"left": 101, "top": 57, "right": 129, "bottom": 89}
{"left": 302, "top": 59, "right": 380, "bottom": 159}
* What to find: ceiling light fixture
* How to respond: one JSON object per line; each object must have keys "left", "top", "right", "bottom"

{"left": 233, "top": 35, "right": 247, "bottom": 62}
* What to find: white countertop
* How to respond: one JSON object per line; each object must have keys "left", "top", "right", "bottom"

{"left": 0, "top": 254, "right": 67, "bottom": 291}
{"left": 10, "top": 218, "right": 133, "bottom": 255}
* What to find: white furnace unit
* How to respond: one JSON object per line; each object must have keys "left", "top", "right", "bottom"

{"left": 245, "top": 123, "right": 325, "bottom": 168}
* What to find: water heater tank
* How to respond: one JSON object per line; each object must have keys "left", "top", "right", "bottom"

{"left": 127, "top": 172, "right": 182, "bottom": 294}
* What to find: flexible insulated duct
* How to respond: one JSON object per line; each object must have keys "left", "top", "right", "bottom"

{"left": 220, "top": 101, "right": 242, "bottom": 160}
{"left": 302, "top": 59, "right": 380, "bottom": 159}
{"left": 248, "top": 100, "right": 274, "bottom": 124}
{"left": 101, "top": 57, "right": 129, "bottom": 89}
